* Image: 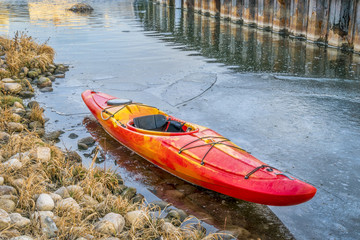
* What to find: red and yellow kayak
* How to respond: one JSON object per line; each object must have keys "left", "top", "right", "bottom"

{"left": 82, "top": 90, "right": 316, "bottom": 206}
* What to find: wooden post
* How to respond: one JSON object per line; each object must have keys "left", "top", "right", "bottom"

{"left": 209, "top": 0, "right": 221, "bottom": 16}
{"left": 353, "top": 0, "right": 360, "bottom": 52}
{"left": 306, "top": 0, "right": 330, "bottom": 43}
{"left": 289, "top": 0, "right": 309, "bottom": 37}
{"left": 242, "top": 0, "right": 257, "bottom": 25}
{"left": 257, "top": 0, "right": 274, "bottom": 30}
{"left": 231, "top": 0, "right": 243, "bottom": 23}
{"left": 328, "top": 0, "right": 355, "bottom": 48}
{"left": 272, "top": 0, "right": 290, "bottom": 33}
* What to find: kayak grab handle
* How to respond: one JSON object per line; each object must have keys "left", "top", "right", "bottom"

{"left": 275, "top": 173, "right": 295, "bottom": 180}
{"left": 244, "top": 165, "right": 276, "bottom": 179}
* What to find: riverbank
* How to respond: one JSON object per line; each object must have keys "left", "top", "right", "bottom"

{"left": 0, "top": 33, "right": 235, "bottom": 239}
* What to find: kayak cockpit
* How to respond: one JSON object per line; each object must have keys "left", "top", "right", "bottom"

{"left": 96, "top": 95, "right": 199, "bottom": 135}
{"left": 127, "top": 115, "right": 199, "bottom": 136}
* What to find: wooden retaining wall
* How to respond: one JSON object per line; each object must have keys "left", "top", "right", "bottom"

{"left": 155, "top": 0, "right": 360, "bottom": 53}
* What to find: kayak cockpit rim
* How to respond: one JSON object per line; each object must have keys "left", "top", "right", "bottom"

{"left": 126, "top": 119, "right": 200, "bottom": 136}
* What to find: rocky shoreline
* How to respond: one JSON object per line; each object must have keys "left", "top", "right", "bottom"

{"left": 0, "top": 34, "right": 241, "bottom": 239}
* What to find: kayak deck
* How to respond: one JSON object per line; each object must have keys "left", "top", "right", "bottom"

{"left": 82, "top": 90, "right": 317, "bottom": 206}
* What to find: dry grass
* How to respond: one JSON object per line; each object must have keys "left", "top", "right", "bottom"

{"left": 28, "top": 104, "right": 45, "bottom": 125}
{"left": 0, "top": 31, "right": 55, "bottom": 76}
{"left": 0, "top": 95, "right": 23, "bottom": 107}
{"left": 0, "top": 129, "right": 225, "bottom": 239}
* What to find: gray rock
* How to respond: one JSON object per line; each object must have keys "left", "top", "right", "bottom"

{"left": 66, "top": 185, "right": 83, "bottom": 196}
{"left": 10, "top": 236, "right": 34, "bottom": 240}
{"left": 78, "top": 137, "right": 95, "bottom": 147}
{"left": 27, "top": 101, "right": 39, "bottom": 109}
{"left": 0, "top": 195, "right": 18, "bottom": 202}
{"left": 4, "top": 83, "right": 22, "bottom": 94}
{"left": 34, "top": 147, "right": 51, "bottom": 162}
{"left": 149, "top": 200, "right": 169, "bottom": 210}
{"left": 125, "top": 210, "right": 145, "bottom": 225}
{"left": 54, "top": 74, "right": 65, "bottom": 78}
{"left": 11, "top": 107, "right": 26, "bottom": 116}
{"left": 12, "top": 178, "right": 25, "bottom": 188}
{"left": 36, "top": 193, "right": 55, "bottom": 211}
{"left": 29, "top": 121, "right": 43, "bottom": 130}
{"left": 48, "top": 193, "right": 62, "bottom": 203}
{"left": 19, "top": 91, "right": 35, "bottom": 98}
{"left": 7, "top": 122, "right": 24, "bottom": 132}
{"left": 2, "top": 158, "right": 23, "bottom": 170}
{"left": 130, "top": 193, "right": 144, "bottom": 204}
{"left": 27, "top": 70, "right": 39, "bottom": 79}
{"left": 20, "top": 67, "right": 29, "bottom": 76}
{"left": 0, "top": 209, "right": 11, "bottom": 230}
{"left": 42, "top": 216, "right": 58, "bottom": 238}
{"left": 1, "top": 78, "right": 15, "bottom": 83}
{"left": 39, "top": 87, "right": 53, "bottom": 92}
{"left": 37, "top": 77, "right": 52, "bottom": 88}
{"left": 48, "top": 76, "right": 56, "bottom": 82}
{"left": 54, "top": 186, "right": 70, "bottom": 198}
{"left": 44, "top": 130, "right": 64, "bottom": 141}
{"left": 31, "top": 211, "right": 54, "bottom": 222}
{"left": 64, "top": 151, "right": 82, "bottom": 162}
{"left": 102, "top": 212, "right": 125, "bottom": 233}
{"left": 68, "top": 3, "right": 94, "bottom": 13}
{"left": 0, "top": 131, "right": 10, "bottom": 144}
{"left": 81, "top": 194, "right": 98, "bottom": 207}
{"left": 57, "top": 197, "right": 80, "bottom": 212}
{"left": 9, "top": 213, "right": 31, "bottom": 228}
{"left": 120, "top": 187, "right": 137, "bottom": 200}
{"left": 94, "top": 220, "right": 116, "bottom": 235}
{"left": 68, "top": 133, "right": 78, "bottom": 139}
{"left": 0, "top": 185, "right": 16, "bottom": 195}
{"left": 13, "top": 102, "right": 24, "bottom": 109}
{"left": 0, "top": 199, "right": 16, "bottom": 212}
{"left": 77, "top": 142, "right": 88, "bottom": 150}
{"left": 162, "top": 222, "right": 177, "bottom": 234}
{"left": 11, "top": 114, "right": 22, "bottom": 123}
{"left": 168, "top": 209, "right": 187, "bottom": 222}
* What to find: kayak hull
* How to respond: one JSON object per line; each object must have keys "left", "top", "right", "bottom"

{"left": 82, "top": 90, "right": 316, "bottom": 206}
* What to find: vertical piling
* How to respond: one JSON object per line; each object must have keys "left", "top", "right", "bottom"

{"left": 230, "top": 0, "right": 243, "bottom": 23}
{"left": 327, "top": 0, "right": 354, "bottom": 48}
{"left": 176, "top": 0, "right": 360, "bottom": 52}
{"left": 242, "top": 0, "right": 257, "bottom": 26}
{"left": 257, "top": 0, "right": 274, "bottom": 30}
{"left": 354, "top": 1, "right": 360, "bottom": 53}
{"left": 209, "top": 0, "right": 221, "bottom": 16}
{"left": 289, "top": 0, "right": 309, "bottom": 37}
{"left": 272, "top": 0, "right": 289, "bottom": 33}
{"left": 194, "top": 0, "right": 202, "bottom": 12}
{"left": 306, "top": 0, "right": 330, "bottom": 43}
{"left": 183, "top": 0, "right": 194, "bottom": 10}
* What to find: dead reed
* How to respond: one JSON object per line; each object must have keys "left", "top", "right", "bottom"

{"left": 0, "top": 31, "right": 55, "bottom": 76}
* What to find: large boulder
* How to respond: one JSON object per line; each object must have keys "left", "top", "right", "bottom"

{"left": 37, "top": 77, "right": 52, "bottom": 88}
{"left": 7, "top": 122, "right": 24, "bottom": 132}
{"left": 102, "top": 212, "right": 125, "bottom": 234}
{"left": 36, "top": 193, "right": 55, "bottom": 211}
{"left": 0, "top": 199, "right": 15, "bottom": 212}
{"left": 4, "top": 83, "right": 22, "bottom": 94}
{"left": 9, "top": 213, "right": 31, "bottom": 228}
{"left": 0, "top": 209, "right": 11, "bottom": 230}
{"left": 0, "top": 185, "right": 16, "bottom": 195}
